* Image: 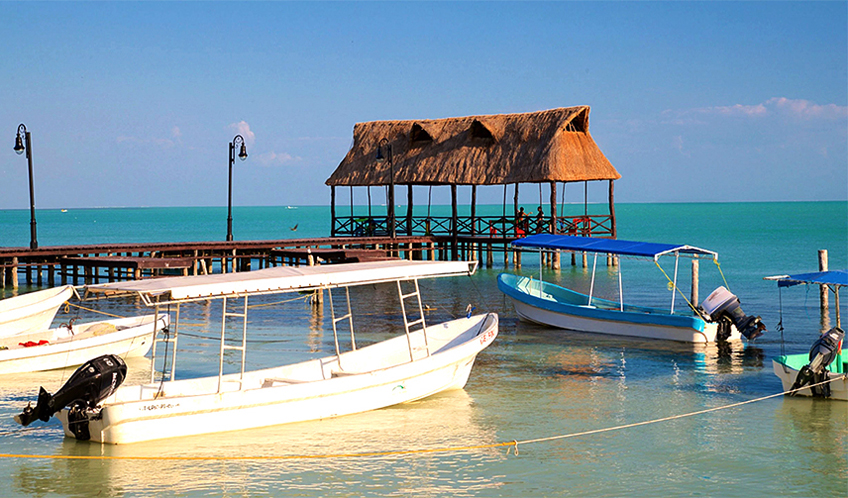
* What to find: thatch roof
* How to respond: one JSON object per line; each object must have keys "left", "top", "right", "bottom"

{"left": 326, "top": 106, "right": 621, "bottom": 187}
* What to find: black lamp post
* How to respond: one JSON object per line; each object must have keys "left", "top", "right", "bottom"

{"left": 13, "top": 124, "right": 38, "bottom": 249}
{"left": 226, "top": 134, "right": 248, "bottom": 241}
{"left": 376, "top": 138, "right": 395, "bottom": 238}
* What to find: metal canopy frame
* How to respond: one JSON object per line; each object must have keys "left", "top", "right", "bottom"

{"left": 518, "top": 237, "right": 716, "bottom": 315}
{"left": 87, "top": 261, "right": 476, "bottom": 393}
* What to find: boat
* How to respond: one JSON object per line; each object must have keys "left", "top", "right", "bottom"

{"left": 765, "top": 270, "right": 846, "bottom": 400}
{"left": 0, "top": 313, "right": 167, "bottom": 375}
{"left": 15, "top": 260, "right": 498, "bottom": 444}
{"left": 0, "top": 285, "right": 75, "bottom": 337}
{"left": 498, "top": 234, "right": 765, "bottom": 343}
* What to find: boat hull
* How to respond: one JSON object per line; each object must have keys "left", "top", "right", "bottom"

{"left": 0, "top": 286, "right": 75, "bottom": 337}
{"left": 498, "top": 273, "right": 738, "bottom": 343}
{"left": 57, "top": 313, "right": 498, "bottom": 444}
{"left": 772, "top": 355, "right": 847, "bottom": 401}
{"left": 0, "top": 314, "right": 165, "bottom": 374}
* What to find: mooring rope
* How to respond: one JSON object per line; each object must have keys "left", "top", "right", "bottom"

{"left": 1, "top": 376, "right": 844, "bottom": 461}
{"left": 654, "top": 260, "right": 703, "bottom": 317}
{"left": 63, "top": 301, "right": 125, "bottom": 319}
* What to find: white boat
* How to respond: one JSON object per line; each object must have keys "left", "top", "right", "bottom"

{"left": 16, "top": 260, "right": 498, "bottom": 444}
{"left": 766, "top": 270, "right": 847, "bottom": 400}
{"left": 0, "top": 285, "right": 75, "bottom": 337}
{"left": 498, "top": 234, "right": 765, "bottom": 343}
{"left": 0, "top": 313, "right": 167, "bottom": 375}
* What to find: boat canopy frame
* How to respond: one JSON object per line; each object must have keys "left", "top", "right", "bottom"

{"left": 764, "top": 269, "right": 846, "bottom": 329}
{"left": 510, "top": 234, "right": 721, "bottom": 316}
{"left": 81, "top": 260, "right": 478, "bottom": 391}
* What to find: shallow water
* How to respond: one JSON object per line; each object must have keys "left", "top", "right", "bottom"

{"left": 0, "top": 202, "right": 846, "bottom": 497}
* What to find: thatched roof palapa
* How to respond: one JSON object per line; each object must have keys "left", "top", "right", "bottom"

{"left": 326, "top": 106, "right": 621, "bottom": 187}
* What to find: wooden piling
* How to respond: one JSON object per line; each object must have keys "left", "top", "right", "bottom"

{"left": 819, "top": 249, "right": 829, "bottom": 313}
{"left": 11, "top": 258, "right": 18, "bottom": 289}
{"left": 691, "top": 259, "right": 699, "bottom": 306}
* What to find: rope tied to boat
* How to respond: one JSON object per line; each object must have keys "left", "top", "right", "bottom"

{"left": 62, "top": 301, "right": 125, "bottom": 319}
{"left": 653, "top": 260, "right": 704, "bottom": 318}
{"left": 1, "top": 375, "right": 844, "bottom": 461}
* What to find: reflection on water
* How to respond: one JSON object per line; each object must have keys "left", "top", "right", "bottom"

{"left": 8, "top": 390, "right": 503, "bottom": 498}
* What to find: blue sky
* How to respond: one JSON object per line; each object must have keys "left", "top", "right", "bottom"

{"left": 1, "top": 1, "right": 845, "bottom": 209}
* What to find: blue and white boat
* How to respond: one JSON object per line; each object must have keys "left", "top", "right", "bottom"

{"left": 766, "top": 270, "right": 846, "bottom": 400}
{"left": 497, "top": 234, "right": 765, "bottom": 343}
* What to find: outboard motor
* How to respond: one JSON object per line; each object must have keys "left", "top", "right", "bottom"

{"left": 700, "top": 286, "right": 766, "bottom": 341}
{"left": 790, "top": 327, "right": 845, "bottom": 398}
{"left": 15, "top": 354, "right": 126, "bottom": 439}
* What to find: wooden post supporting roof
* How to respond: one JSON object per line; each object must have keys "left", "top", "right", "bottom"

{"left": 407, "top": 185, "right": 413, "bottom": 236}
{"left": 609, "top": 180, "right": 617, "bottom": 238}
{"left": 330, "top": 186, "right": 336, "bottom": 237}
{"left": 471, "top": 185, "right": 477, "bottom": 236}
{"left": 451, "top": 184, "right": 458, "bottom": 260}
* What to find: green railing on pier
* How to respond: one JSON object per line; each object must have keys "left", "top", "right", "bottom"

{"left": 332, "top": 214, "right": 614, "bottom": 239}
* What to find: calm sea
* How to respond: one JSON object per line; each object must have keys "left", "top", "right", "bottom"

{"left": 0, "top": 202, "right": 846, "bottom": 497}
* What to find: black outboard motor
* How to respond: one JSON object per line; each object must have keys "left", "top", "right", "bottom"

{"left": 790, "top": 327, "right": 845, "bottom": 398}
{"left": 14, "top": 354, "right": 126, "bottom": 438}
{"left": 700, "top": 286, "right": 766, "bottom": 341}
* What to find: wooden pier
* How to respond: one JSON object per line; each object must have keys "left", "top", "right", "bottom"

{"left": 0, "top": 232, "right": 609, "bottom": 290}
{"left": 0, "top": 236, "right": 467, "bottom": 288}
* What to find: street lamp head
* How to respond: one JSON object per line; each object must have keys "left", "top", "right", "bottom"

{"left": 14, "top": 133, "right": 24, "bottom": 155}
{"left": 14, "top": 124, "right": 26, "bottom": 155}
{"left": 232, "top": 134, "right": 248, "bottom": 161}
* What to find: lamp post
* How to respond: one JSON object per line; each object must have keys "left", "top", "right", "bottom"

{"left": 13, "top": 124, "right": 38, "bottom": 249}
{"left": 376, "top": 138, "right": 395, "bottom": 238}
{"left": 226, "top": 134, "right": 248, "bottom": 241}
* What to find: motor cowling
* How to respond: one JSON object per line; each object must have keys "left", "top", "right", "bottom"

{"left": 790, "top": 327, "right": 845, "bottom": 397}
{"left": 14, "top": 354, "right": 126, "bottom": 428}
{"left": 700, "top": 286, "right": 766, "bottom": 341}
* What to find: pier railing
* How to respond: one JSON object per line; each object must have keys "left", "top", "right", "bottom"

{"left": 332, "top": 214, "right": 614, "bottom": 238}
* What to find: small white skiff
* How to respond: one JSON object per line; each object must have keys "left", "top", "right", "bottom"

{"left": 0, "top": 313, "right": 166, "bottom": 374}
{"left": 19, "top": 260, "right": 497, "bottom": 444}
{"left": 0, "top": 285, "right": 75, "bottom": 337}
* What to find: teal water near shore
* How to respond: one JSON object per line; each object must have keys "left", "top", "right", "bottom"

{"left": 0, "top": 202, "right": 846, "bottom": 497}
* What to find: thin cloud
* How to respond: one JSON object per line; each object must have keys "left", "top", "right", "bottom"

{"left": 675, "top": 97, "right": 847, "bottom": 121}
{"left": 255, "top": 151, "right": 301, "bottom": 167}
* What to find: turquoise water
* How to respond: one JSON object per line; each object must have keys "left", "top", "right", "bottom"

{"left": 0, "top": 202, "right": 846, "bottom": 497}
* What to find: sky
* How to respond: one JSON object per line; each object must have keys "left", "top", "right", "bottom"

{"left": 0, "top": 1, "right": 846, "bottom": 210}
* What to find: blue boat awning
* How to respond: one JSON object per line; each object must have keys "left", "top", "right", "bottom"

{"left": 765, "top": 270, "right": 848, "bottom": 288}
{"left": 510, "top": 234, "right": 717, "bottom": 260}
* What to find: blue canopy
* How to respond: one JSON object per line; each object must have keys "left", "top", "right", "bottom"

{"left": 510, "top": 234, "right": 717, "bottom": 259}
{"left": 767, "top": 270, "right": 848, "bottom": 288}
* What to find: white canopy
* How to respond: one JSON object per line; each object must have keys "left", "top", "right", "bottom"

{"left": 83, "top": 260, "right": 478, "bottom": 305}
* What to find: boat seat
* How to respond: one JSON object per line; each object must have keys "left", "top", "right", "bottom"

{"left": 331, "top": 370, "right": 364, "bottom": 377}
{"left": 262, "top": 377, "right": 311, "bottom": 387}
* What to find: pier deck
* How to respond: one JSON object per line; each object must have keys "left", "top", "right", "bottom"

{"left": 0, "top": 236, "right": 496, "bottom": 288}
{"left": 0, "top": 233, "right": 594, "bottom": 289}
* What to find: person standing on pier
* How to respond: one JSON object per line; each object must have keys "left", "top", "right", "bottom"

{"left": 516, "top": 207, "right": 527, "bottom": 237}
{"left": 535, "top": 206, "right": 545, "bottom": 233}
